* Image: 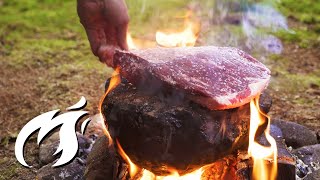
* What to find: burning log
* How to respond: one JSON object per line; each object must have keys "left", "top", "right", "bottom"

{"left": 101, "top": 78, "right": 272, "bottom": 175}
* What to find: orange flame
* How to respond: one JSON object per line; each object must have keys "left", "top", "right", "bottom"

{"left": 116, "top": 140, "right": 140, "bottom": 177}
{"left": 156, "top": 11, "right": 200, "bottom": 48}
{"left": 98, "top": 67, "right": 121, "bottom": 146}
{"left": 127, "top": 11, "right": 200, "bottom": 49}
{"left": 140, "top": 168, "right": 204, "bottom": 180}
{"left": 127, "top": 33, "right": 138, "bottom": 50}
{"left": 248, "top": 97, "right": 278, "bottom": 180}
{"left": 105, "top": 10, "right": 278, "bottom": 180}
{"left": 127, "top": 32, "right": 157, "bottom": 50}
{"left": 156, "top": 20, "right": 200, "bottom": 47}
{"left": 116, "top": 140, "right": 204, "bottom": 180}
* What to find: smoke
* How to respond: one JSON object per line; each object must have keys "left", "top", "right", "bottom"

{"left": 202, "top": 0, "right": 292, "bottom": 58}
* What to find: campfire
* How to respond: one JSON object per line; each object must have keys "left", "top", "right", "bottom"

{"left": 94, "top": 15, "right": 294, "bottom": 180}
{"left": 30, "top": 2, "right": 320, "bottom": 180}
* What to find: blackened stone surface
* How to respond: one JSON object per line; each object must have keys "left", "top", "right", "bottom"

{"left": 272, "top": 119, "right": 318, "bottom": 149}
{"left": 258, "top": 90, "right": 272, "bottom": 114}
{"left": 102, "top": 80, "right": 272, "bottom": 175}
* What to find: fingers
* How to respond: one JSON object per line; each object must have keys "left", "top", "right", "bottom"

{"left": 77, "top": 0, "right": 104, "bottom": 27}
{"left": 77, "top": 0, "right": 107, "bottom": 57}
{"left": 103, "top": 0, "right": 129, "bottom": 50}
{"left": 85, "top": 28, "right": 107, "bottom": 57}
{"left": 78, "top": 0, "right": 129, "bottom": 67}
{"left": 98, "top": 45, "right": 116, "bottom": 67}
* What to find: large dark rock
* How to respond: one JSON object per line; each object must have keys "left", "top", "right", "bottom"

{"left": 272, "top": 119, "right": 318, "bottom": 149}
{"left": 102, "top": 79, "right": 272, "bottom": 175}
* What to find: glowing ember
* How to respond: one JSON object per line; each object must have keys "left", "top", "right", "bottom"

{"left": 98, "top": 67, "right": 121, "bottom": 146}
{"left": 248, "top": 97, "right": 278, "bottom": 180}
{"left": 140, "top": 168, "right": 204, "bottom": 180}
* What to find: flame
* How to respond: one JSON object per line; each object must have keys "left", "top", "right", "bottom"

{"left": 116, "top": 140, "right": 140, "bottom": 177}
{"left": 127, "top": 11, "right": 200, "bottom": 49}
{"left": 248, "top": 97, "right": 277, "bottom": 180}
{"left": 98, "top": 67, "right": 121, "bottom": 146}
{"left": 116, "top": 139, "right": 204, "bottom": 180}
{"left": 127, "top": 32, "right": 157, "bottom": 50}
{"left": 156, "top": 21, "right": 200, "bottom": 48}
{"left": 105, "top": 10, "right": 279, "bottom": 180}
{"left": 127, "top": 33, "right": 138, "bottom": 50}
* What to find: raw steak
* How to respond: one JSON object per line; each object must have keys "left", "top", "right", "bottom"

{"left": 113, "top": 46, "right": 271, "bottom": 110}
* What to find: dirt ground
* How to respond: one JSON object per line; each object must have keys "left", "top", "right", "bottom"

{"left": 0, "top": 0, "right": 319, "bottom": 179}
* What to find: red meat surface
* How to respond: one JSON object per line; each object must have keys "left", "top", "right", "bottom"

{"left": 113, "top": 46, "right": 271, "bottom": 110}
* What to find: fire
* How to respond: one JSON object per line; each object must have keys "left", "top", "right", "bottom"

{"left": 248, "top": 97, "right": 278, "bottom": 180}
{"left": 116, "top": 140, "right": 204, "bottom": 180}
{"left": 101, "top": 10, "right": 278, "bottom": 180}
{"left": 127, "top": 33, "right": 138, "bottom": 50}
{"left": 127, "top": 11, "right": 200, "bottom": 49}
{"left": 98, "top": 67, "right": 121, "bottom": 146}
{"left": 140, "top": 168, "right": 203, "bottom": 180}
{"left": 155, "top": 13, "right": 200, "bottom": 48}
{"left": 116, "top": 140, "right": 140, "bottom": 177}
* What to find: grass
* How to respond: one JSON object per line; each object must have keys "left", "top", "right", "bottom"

{"left": 275, "top": 0, "right": 320, "bottom": 47}
{"left": 278, "top": 0, "right": 320, "bottom": 24}
{"left": 0, "top": 161, "right": 19, "bottom": 179}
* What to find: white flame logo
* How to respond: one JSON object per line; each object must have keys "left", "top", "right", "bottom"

{"left": 15, "top": 96, "right": 91, "bottom": 168}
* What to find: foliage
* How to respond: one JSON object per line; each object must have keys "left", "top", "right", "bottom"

{"left": 275, "top": 0, "right": 320, "bottom": 47}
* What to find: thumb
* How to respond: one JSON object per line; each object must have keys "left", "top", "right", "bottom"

{"left": 98, "top": 45, "right": 116, "bottom": 68}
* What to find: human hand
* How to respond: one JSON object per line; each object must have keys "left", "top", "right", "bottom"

{"left": 77, "top": 0, "right": 129, "bottom": 67}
